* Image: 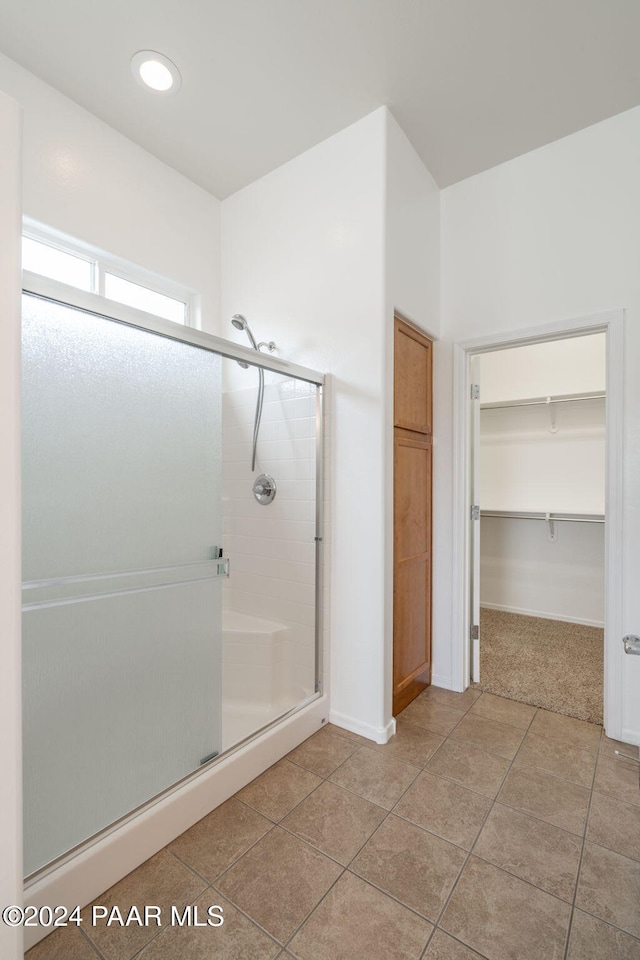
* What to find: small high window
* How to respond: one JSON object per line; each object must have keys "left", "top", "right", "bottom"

{"left": 22, "top": 237, "right": 94, "bottom": 292}
{"left": 22, "top": 229, "right": 191, "bottom": 326}
{"left": 103, "top": 273, "right": 186, "bottom": 325}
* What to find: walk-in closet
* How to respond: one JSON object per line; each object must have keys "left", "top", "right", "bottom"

{"left": 474, "top": 334, "right": 606, "bottom": 722}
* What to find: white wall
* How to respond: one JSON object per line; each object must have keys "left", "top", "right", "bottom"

{"left": 480, "top": 400, "right": 606, "bottom": 515}
{"left": 481, "top": 517, "right": 605, "bottom": 626}
{"left": 478, "top": 337, "right": 606, "bottom": 627}
{"left": 384, "top": 113, "right": 443, "bottom": 696}
{"left": 222, "top": 108, "right": 390, "bottom": 740}
{"left": 0, "top": 53, "right": 221, "bottom": 332}
{"left": 0, "top": 90, "right": 22, "bottom": 960}
{"left": 479, "top": 334, "right": 606, "bottom": 403}
{"left": 441, "top": 106, "right": 640, "bottom": 742}
{"left": 385, "top": 113, "right": 441, "bottom": 336}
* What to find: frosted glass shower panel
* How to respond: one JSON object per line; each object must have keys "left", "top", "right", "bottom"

{"left": 22, "top": 296, "right": 221, "bottom": 578}
{"left": 23, "top": 580, "right": 221, "bottom": 875}
{"left": 22, "top": 293, "right": 223, "bottom": 876}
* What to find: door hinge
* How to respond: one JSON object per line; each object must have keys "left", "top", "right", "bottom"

{"left": 470, "top": 624, "right": 479, "bottom": 641}
{"left": 470, "top": 384, "right": 480, "bottom": 400}
{"left": 471, "top": 504, "right": 480, "bottom": 520}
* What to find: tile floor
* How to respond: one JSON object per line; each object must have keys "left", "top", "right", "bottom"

{"left": 26, "top": 688, "right": 640, "bottom": 960}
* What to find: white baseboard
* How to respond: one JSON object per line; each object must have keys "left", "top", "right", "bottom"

{"left": 431, "top": 674, "right": 458, "bottom": 691}
{"left": 329, "top": 710, "right": 396, "bottom": 744}
{"left": 481, "top": 602, "right": 604, "bottom": 629}
{"left": 23, "top": 696, "right": 328, "bottom": 951}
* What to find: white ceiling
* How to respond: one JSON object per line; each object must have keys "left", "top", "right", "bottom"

{"left": 0, "top": 0, "right": 639, "bottom": 199}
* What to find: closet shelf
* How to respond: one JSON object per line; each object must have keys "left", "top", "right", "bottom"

{"left": 480, "top": 510, "right": 604, "bottom": 524}
{"left": 480, "top": 390, "right": 605, "bottom": 411}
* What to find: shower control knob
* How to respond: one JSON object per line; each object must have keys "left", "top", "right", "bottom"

{"left": 253, "top": 473, "right": 276, "bottom": 505}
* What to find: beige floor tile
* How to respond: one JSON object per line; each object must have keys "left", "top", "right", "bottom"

{"left": 215, "top": 827, "right": 341, "bottom": 943}
{"left": 351, "top": 815, "right": 466, "bottom": 921}
{"left": 287, "top": 728, "right": 360, "bottom": 777}
{"left": 169, "top": 797, "right": 272, "bottom": 881}
{"left": 83, "top": 850, "right": 207, "bottom": 960}
{"left": 441, "top": 857, "right": 571, "bottom": 960}
{"left": 529, "top": 709, "right": 601, "bottom": 753}
{"left": 473, "top": 802, "right": 582, "bottom": 901}
{"left": 600, "top": 735, "right": 640, "bottom": 762}
{"left": 417, "top": 686, "right": 482, "bottom": 711}
{"left": 288, "top": 871, "right": 432, "bottom": 960}
{"left": 395, "top": 771, "right": 491, "bottom": 850}
{"left": 236, "top": 759, "right": 322, "bottom": 821}
{"left": 324, "top": 723, "right": 372, "bottom": 746}
{"left": 136, "top": 893, "right": 280, "bottom": 960}
{"left": 498, "top": 765, "right": 590, "bottom": 835}
{"left": 576, "top": 841, "right": 640, "bottom": 938}
{"left": 449, "top": 714, "right": 525, "bottom": 761}
{"left": 469, "top": 692, "right": 536, "bottom": 729}
{"left": 566, "top": 909, "right": 640, "bottom": 960}
{"left": 282, "top": 780, "right": 386, "bottom": 864}
{"left": 329, "top": 746, "right": 418, "bottom": 810}
{"left": 398, "top": 699, "right": 466, "bottom": 737}
{"left": 514, "top": 730, "right": 597, "bottom": 787}
{"left": 594, "top": 754, "right": 640, "bottom": 807}
{"left": 425, "top": 739, "right": 510, "bottom": 798}
{"left": 423, "top": 930, "right": 488, "bottom": 959}
{"left": 369, "top": 720, "right": 444, "bottom": 767}
{"left": 587, "top": 791, "right": 640, "bottom": 861}
{"left": 25, "top": 927, "right": 100, "bottom": 960}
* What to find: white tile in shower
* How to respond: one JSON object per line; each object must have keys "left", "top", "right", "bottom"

{"left": 294, "top": 416, "right": 316, "bottom": 439}
{"left": 222, "top": 379, "right": 321, "bottom": 716}
{"left": 225, "top": 589, "right": 316, "bottom": 628}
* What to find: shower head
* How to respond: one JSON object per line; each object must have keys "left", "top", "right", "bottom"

{"left": 230, "top": 314, "right": 259, "bottom": 352}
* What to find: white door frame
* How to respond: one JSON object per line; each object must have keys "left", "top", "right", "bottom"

{"left": 451, "top": 310, "right": 624, "bottom": 739}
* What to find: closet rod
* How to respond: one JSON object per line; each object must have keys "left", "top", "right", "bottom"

{"left": 481, "top": 392, "right": 605, "bottom": 411}
{"left": 481, "top": 510, "right": 605, "bottom": 523}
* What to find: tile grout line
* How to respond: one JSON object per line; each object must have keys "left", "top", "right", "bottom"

{"left": 89, "top": 882, "right": 218, "bottom": 960}
{"left": 400, "top": 694, "right": 520, "bottom": 960}
{"left": 281, "top": 722, "right": 490, "bottom": 941}
{"left": 416, "top": 695, "right": 530, "bottom": 960}
{"left": 562, "top": 726, "right": 606, "bottom": 960}
{"left": 77, "top": 924, "right": 109, "bottom": 960}
{"left": 39, "top": 696, "right": 615, "bottom": 960}
{"left": 317, "top": 692, "right": 536, "bottom": 958}
{"left": 233, "top": 717, "right": 455, "bottom": 956}
{"left": 208, "top": 880, "right": 291, "bottom": 954}
{"left": 207, "top": 709, "right": 638, "bottom": 956}
{"left": 280, "top": 866, "right": 348, "bottom": 954}
{"left": 422, "top": 701, "right": 541, "bottom": 954}
{"left": 211, "top": 747, "right": 357, "bottom": 953}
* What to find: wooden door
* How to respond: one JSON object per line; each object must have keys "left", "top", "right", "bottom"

{"left": 393, "top": 318, "right": 432, "bottom": 715}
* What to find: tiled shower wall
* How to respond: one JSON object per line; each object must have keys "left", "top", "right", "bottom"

{"left": 222, "top": 375, "right": 320, "bottom": 700}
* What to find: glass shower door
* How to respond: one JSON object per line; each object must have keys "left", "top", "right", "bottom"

{"left": 22, "top": 293, "right": 224, "bottom": 876}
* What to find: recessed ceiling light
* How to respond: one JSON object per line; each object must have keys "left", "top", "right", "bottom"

{"left": 131, "top": 51, "right": 181, "bottom": 94}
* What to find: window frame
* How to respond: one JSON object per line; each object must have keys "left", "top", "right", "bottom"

{"left": 22, "top": 219, "right": 194, "bottom": 327}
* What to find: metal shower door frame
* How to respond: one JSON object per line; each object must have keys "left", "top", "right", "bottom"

{"left": 21, "top": 271, "right": 326, "bottom": 882}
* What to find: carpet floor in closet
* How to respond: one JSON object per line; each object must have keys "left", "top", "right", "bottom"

{"left": 476, "top": 608, "right": 604, "bottom": 725}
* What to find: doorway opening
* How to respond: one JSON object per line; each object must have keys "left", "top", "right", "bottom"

{"left": 471, "top": 333, "right": 605, "bottom": 723}
{"left": 453, "top": 312, "right": 624, "bottom": 739}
